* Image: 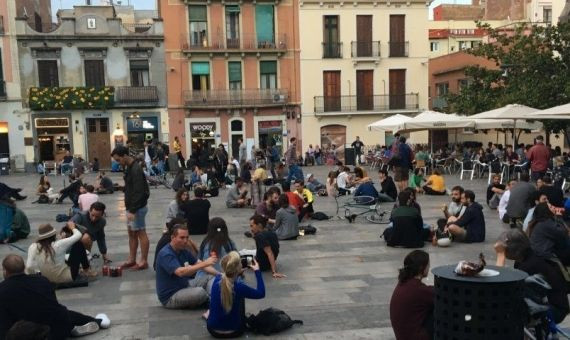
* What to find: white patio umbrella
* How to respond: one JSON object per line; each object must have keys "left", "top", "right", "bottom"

{"left": 532, "top": 103, "right": 570, "bottom": 120}
{"left": 395, "top": 111, "right": 476, "bottom": 152}
{"left": 367, "top": 114, "right": 412, "bottom": 131}
{"left": 469, "top": 104, "right": 538, "bottom": 145}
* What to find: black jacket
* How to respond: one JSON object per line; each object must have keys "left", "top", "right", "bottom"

{"left": 381, "top": 177, "right": 398, "bottom": 200}
{"left": 454, "top": 202, "right": 485, "bottom": 243}
{"left": 387, "top": 206, "right": 424, "bottom": 248}
{"left": 0, "top": 274, "right": 72, "bottom": 340}
{"left": 124, "top": 160, "right": 150, "bottom": 213}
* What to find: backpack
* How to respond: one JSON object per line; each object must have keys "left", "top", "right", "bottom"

{"left": 311, "top": 212, "right": 329, "bottom": 220}
{"left": 246, "top": 308, "right": 303, "bottom": 335}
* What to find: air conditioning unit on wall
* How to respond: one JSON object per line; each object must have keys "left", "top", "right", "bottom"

{"left": 273, "top": 94, "right": 286, "bottom": 103}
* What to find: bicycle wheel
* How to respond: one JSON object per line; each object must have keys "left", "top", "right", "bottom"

{"left": 366, "top": 212, "right": 390, "bottom": 224}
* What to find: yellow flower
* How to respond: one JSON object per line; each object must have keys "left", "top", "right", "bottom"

{"left": 94, "top": 96, "right": 100, "bottom": 100}
{"left": 72, "top": 100, "right": 76, "bottom": 104}
{"left": 80, "top": 98, "right": 85, "bottom": 102}
{"left": 104, "top": 96, "right": 109, "bottom": 100}
{"left": 31, "top": 96, "right": 38, "bottom": 100}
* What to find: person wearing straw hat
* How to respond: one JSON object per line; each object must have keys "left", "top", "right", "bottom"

{"left": 25, "top": 222, "right": 97, "bottom": 284}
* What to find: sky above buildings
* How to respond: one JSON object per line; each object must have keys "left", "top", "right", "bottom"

{"left": 52, "top": 0, "right": 472, "bottom": 20}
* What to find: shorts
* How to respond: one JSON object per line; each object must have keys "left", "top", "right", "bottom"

{"left": 128, "top": 206, "right": 148, "bottom": 231}
{"left": 394, "top": 167, "right": 409, "bottom": 182}
{"left": 453, "top": 227, "right": 467, "bottom": 242}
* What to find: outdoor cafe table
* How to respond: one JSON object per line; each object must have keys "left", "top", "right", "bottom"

{"left": 432, "top": 264, "right": 528, "bottom": 340}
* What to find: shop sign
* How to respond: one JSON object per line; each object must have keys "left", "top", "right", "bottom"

{"left": 190, "top": 123, "right": 216, "bottom": 133}
{"left": 127, "top": 117, "right": 158, "bottom": 132}
{"left": 35, "top": 118, "right": 69, "bottom": 128}
{"left": 259, "top": 120, "right": 281, "bottom": 129}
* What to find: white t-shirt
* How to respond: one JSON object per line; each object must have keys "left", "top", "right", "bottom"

{"left": 78, "top": 192, "right": 99, "bottom": 212}
{"left": 337, "top": 172, "right": 349, "bottom": 189}
{"left": 498, "top": 190, "right": 511, "bottom": 220}
{"left": 144, "top": 147, "right": 151, "bottom": 163}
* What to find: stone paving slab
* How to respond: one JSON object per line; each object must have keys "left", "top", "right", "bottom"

{"left": 0, "top": 165, "right": 565, "bottom": 339}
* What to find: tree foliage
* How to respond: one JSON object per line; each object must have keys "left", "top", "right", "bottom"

{"left": 447, "top": 21, "right": 570, "bottom": 138}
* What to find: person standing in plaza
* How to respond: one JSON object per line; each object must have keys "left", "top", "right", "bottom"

{"left": 238, "top": 138, "right": 247, "bottom": 166}
{"left": 286, "top": 137, "right": 303, "bottom": 183}
{"left": 393, "top": 136, "right": 412, "bottom": 192}
{"left": 173, "top": 136, "right": 185, "bottom": 169}
{"left": 111, "top": 145, "right": 151, "bottom": 270}
{"left": 144, "top": 140, "right": 156, "bottom": 173}
{"left": 527, "top": 135, "right": 550, "bottom": 181}
{"left": 351, "top": 136, "right": 365, "bottom": 165}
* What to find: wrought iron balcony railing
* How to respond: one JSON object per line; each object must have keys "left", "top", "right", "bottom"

{"left": 314, "top": 93, "right": 419, "bottom": 113}
{"left": 184, "top": 88, "right": 289, "bottom": 108}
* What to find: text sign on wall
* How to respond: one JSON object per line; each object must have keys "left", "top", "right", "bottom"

{"left": 190, "top": 123, "right": 216, "bottom": 133}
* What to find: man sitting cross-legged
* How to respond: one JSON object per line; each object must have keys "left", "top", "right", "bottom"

{"left": 383, "top": 191, "right": 428, "bottom": 248}
{"left": 486, "top": 174, "right": 506, "bottom": 209}
{"left": 441, "top": 186, "right": 466, "bottom": 220}
{"left": 155, "top": 225, "right": 219, "bottom": 309}
{"left": 225, "top": 177, "right": 250, "bottom": 208}
{"left": 442, "top": 190, "right": 485, "bottom": 243}
{"left": 0, "top": 254, "right": 110, "bottom": 339}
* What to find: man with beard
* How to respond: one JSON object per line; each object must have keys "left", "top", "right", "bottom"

{"left": 255, "top": 187, "right": 281, "bottom": 228}
{"left": 442, "top": 186, "right": 465, "bottom": 219}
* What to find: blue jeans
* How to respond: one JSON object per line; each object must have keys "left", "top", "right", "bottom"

{"left": 287, "top": 165, "right": 303, "bottom": 183}
{"left": 377, "top": 193, "right": 395, "bottom": 203}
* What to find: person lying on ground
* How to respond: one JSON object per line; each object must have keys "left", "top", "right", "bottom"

{"left": 0, "top": 254, "right": 111, "bottom": 339}
{"left": 0, "top": 182, "right": 26, "bottom": 201}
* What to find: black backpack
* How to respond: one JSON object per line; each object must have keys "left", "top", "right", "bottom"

{"left": 311, "top": 212, "right": 330, "bottom": 220}
{"left": 246, "top": 308, "right": 303, "bottom": 335}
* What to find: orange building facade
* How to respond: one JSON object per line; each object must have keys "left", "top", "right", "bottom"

{"left": 161, "top": 0, "right": 301, "bottom": 162}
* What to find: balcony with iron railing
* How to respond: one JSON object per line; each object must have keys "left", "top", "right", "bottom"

{"left": 115, "top": 86, "right": 159, "bottom": 107}
{"left": 314, "top": 93, "right": 419, "bottom": 114}
{"left": 182, "top": 33, "right": 287, "bottom": 55}
{"left": 322, "top": 42, "right": 343, "bottom": 58}
{"left": 431, "top": 96, "right": 448, "bottom": 111}
{"left": 184, "top": 88, "right": 289, "bottom": 109}
{"left": 27, "top": 86, "right": 114, "bottom": 110}
{"left": 351, "top": 41, "right": 381, "bottom": 58}
{"left": 388, "top": 41, "right": 409, "bottom": 57}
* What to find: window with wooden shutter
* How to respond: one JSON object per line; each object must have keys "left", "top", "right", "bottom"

{"left": 37, "top": 60, "right": 59, "bottom": 87}
{"left": 84, "top": 60, "right": 105, "bottom": 87}
{"left": 130, "top": 60, "right": 150, "bottom": 86}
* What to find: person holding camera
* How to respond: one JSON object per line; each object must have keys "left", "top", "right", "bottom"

{"left": 206, "top": 251, "right": 265, "bottom": 338}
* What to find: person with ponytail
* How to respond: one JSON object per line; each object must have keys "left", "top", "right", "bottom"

{"left": 389, "top": 250, "right": 433, "bottom": 340}
{"left": 206, "top": 251, "right": 265, "bottom": 338}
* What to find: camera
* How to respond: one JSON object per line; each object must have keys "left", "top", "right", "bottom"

{"left": 240, "top": 256, "right": 253, "bottom": 268}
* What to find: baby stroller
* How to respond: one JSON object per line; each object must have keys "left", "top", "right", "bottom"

{"left": 524, "top": 274, "right": 570, "bottom": 340}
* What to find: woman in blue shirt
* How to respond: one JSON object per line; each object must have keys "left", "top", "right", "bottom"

{"left": 197, "top": 218, "right": 237, "bottom": 275}
{"left": 207, "top": 251, "right": 265, "bottom": 338}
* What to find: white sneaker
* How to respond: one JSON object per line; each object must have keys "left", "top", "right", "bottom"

{"left": 95, "top": 313, "right": 111, "bottom": 329}
{"left": 71, "top": 321, "right": 100, "bottom": 337}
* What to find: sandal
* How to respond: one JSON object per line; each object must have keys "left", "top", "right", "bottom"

{"left": 131, "top": 263, "right": 149, "bottom": 271}
{"left": 121, "top": 261, "right": 136, "bottom": 268}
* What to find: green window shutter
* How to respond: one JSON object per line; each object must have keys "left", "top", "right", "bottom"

{"left": 226, "top": 5, "right": 240, "bottom": 13}
{"left": 260, "top": 61, "right": 276, "bottom": 74}
{"left": 228, "top": 62, "right": 242, "bottom": 82}
{"left": 192, "top": 62, "right": 210, "bottom": 75}
{"left": 255, "top": 5, "right": 274, "bottom": 44}
{"left": 189, "top": 5, "right": 207, "bottom": 21}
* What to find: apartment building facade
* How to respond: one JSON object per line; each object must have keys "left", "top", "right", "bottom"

{"left": 162, "top": 0, "right": 301, "bottom": 162}
{"left": 300, "top": 0, "right": 429, "bottom": 161}
{"left": 15, "top": 5, "right": 167, "bottom": 168}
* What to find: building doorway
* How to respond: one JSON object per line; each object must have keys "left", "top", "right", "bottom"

{"left": 230, "top": 119, "right": 244, "bottom": 160}
{"left": 0, "top": 122, "right": 8, "bottom": 157}
{"left": 320, "top": 124, "right": 346, "bottom": 163}
{"left": 258, "top": 120, "right": 283, "bottom": 155}
{"left": 86, "top": 118, "right": 111, "bottom": 169}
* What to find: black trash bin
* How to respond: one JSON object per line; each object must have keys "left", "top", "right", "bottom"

{"left": 0, "top": 158, "right": 9, "bottom": 176}
{"left": 432, "top": 265, "right": 527, "bottom": 340}
{"left": 344, "top": 148, "right": 355, "bottom": 166}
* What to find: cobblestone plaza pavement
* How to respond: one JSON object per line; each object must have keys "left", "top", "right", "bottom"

{"left": 0, "top": 165, "right": 560, "bottom": 339}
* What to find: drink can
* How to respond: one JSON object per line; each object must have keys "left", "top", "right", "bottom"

{"left": 117, "top": 266, "right": 123, "bottom": 277}
{"left": 102, "top": 265, "right": 109, "bottom": 276}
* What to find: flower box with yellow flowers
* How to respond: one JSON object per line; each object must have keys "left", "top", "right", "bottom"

{"left": 28, "top": 86, "right": 114, "bottom": 110}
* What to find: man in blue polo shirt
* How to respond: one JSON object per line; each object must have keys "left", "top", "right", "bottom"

{"left": 155, "top": 225, "right": 218, "bottom": 309}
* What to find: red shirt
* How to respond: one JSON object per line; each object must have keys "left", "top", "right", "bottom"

{"left": 527, "top": 143, "right": 550, "bottom": 172}
{"left": 390, "top": 278, "right": 434, "bottom": 340}
{"left": 285, "top": 192, "right": 303, "bottom": 213}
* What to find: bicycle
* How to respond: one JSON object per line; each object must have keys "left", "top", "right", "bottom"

{"left": 334, "top": 194, "right": 390, "bottom": 224}
{"left": 147, "top": 172, "right": 172, "bottom": 189}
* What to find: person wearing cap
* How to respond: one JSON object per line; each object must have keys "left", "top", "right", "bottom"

{"left": 25, "top": 223, "right": 97, "bottom": 284}
{"left": 0, "top": 254, "right": 111, "bottom": 339}
{"left": 527, "top": 135, "right": 550, "bottom": 181}
{"left": 305, "top": 173, "right": 325, "bottom": 194}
